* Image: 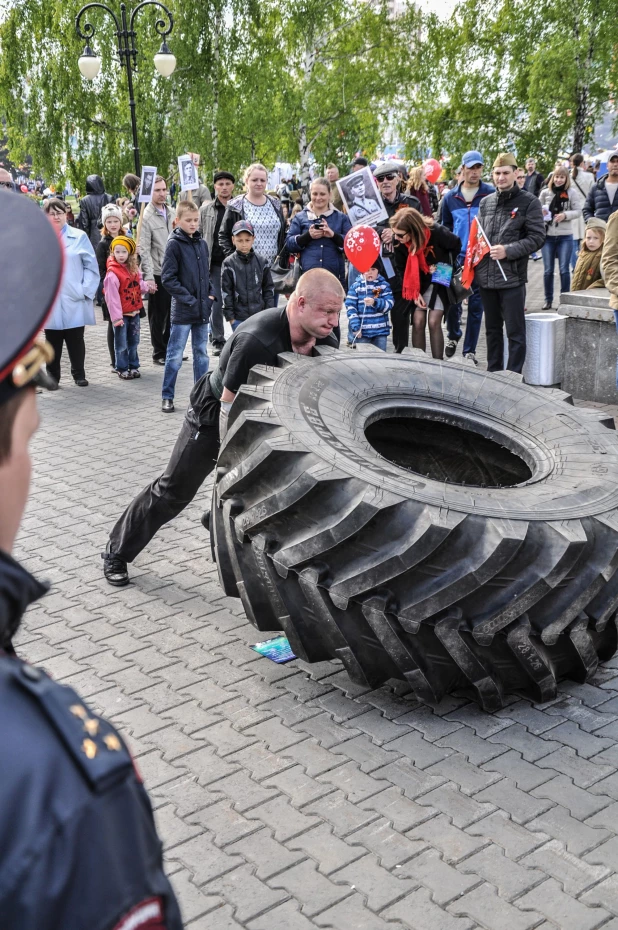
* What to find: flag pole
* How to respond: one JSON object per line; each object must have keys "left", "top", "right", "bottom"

{"left": 476, "top": 217, "right": 508, "bottom": 282}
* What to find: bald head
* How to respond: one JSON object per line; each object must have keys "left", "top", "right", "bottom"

{"left": 287, "top": 269, "right": 343, "bottom": 344}
{"left": 295, "top": 267, "right": 345, "bottom": 303}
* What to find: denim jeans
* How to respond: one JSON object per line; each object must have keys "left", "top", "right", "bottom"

{"left": 231, "top": 320, "right": 241, "bottom": 332}
{"left": 113, "top": 315, "right": 140, "bottom": 372}
{"left": 542, "top": 235, "right": 573, "bottom": 303}
{"left": 445, "top": 279, "right": 483, "bottom": 354}
{"left": 446, "top": 302, "right": 462, "bottom": 341}
{"left": 162, "top": 322, "right": 209, "bottom": 400}
{"left": 571, "top": 238, "right": 580, "bottom": 271}
{"left": 356, "top": 334, "right": 388, "bottom": 351}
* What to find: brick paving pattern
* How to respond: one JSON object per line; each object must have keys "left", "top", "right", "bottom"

{"left": 15, "top": 259, "right": 618, "bottom": 928}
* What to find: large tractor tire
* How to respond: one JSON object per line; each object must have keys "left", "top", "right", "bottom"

{"left": 211, "top": 346, "right": 618, "bottom": 710}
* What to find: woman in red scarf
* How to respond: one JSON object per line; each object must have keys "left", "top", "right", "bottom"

{"left": 390, "top": 208, "right": 461, "bottom": 358}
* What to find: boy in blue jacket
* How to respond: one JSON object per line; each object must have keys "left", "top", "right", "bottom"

{"left": 160, "top": 200, "right": 215, "bottom": 413}
{"left": 345, "top": 262, "right": 394, "bottom": 351}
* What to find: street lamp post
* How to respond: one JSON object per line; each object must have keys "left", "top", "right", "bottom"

{"left": 76, "top": 1, "right": 176, "bottom": 175}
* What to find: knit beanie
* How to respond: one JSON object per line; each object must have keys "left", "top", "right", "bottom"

{"left": 110, "top": 235, "right": 136, "bottom": 254}
{"left": 101, "top": 203, "right": 123, "bottom": 223}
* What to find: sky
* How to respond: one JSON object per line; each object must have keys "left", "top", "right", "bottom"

{"left": 417, "top": 0, "right": 457, "bottom": 15}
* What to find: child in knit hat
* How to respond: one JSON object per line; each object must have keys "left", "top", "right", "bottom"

{"left": 96, "top": 204, "right": 125, "bottom": 369}
{"left": 104, "top": 235, "right": 156, "bottom": 380}
{"left": 571, "top": 217, "right": 607, "bottom": 292}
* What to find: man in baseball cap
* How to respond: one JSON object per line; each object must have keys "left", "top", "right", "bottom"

{"left": 441, "top": 149, "right": 494, "bottom": 363}
{"left": 461, "top": 150, "right": 484, "bottom": 169}
{"left": 0, "top": 196, "right": 184, "bottom": 930}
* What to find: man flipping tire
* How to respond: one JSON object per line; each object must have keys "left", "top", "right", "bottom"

{"left": 102, "top": 268, "right": 344, "bottom": 586}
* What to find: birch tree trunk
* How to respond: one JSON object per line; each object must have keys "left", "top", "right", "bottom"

{"left": 298, "top": 43, "right": 316, "bottom": 193}
{"left": 211, "top": 7, "right": 222, "bottom": 166}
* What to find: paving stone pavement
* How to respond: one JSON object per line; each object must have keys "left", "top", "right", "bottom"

{"left": 15, "top": 258, "right": 618, "bottom": 929}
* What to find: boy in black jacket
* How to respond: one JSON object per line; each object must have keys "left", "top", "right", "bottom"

{"left": 221, "top": 220, "right": 276, "bottom": 329}
{"left": 160, "top": 200, "right": 215, "bottom": 413}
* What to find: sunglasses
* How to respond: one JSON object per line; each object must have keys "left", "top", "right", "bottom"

{"left": 0, "top": 180, "right": 13, "bottom": 188}
{"left": 378, "top": 172, "right": 398, "bottom": 181}
{"left": 393, "top": 231, "right": 407, "bottom": 240}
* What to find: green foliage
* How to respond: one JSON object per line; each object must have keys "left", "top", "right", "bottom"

{"left": 402, "top": 0, "right": 618, "bottom": 175}
{"left": 0, "top": 0, "right": 420, "bottom": 188}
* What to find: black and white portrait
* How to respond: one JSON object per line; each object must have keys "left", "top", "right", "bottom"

{"left": 178, "top": 154, "right": 199, "bottom": 192}
{"left": 337, "top": 167, "right": 387, "bottom": 227}
{"left": 138, "top": 165, "right": 157, "bottom": 203}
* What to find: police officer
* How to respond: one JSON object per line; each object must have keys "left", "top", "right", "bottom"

{"left": 102, "top": 268, "right": 344, "bottom": 586}
{"left": 0, "top": 196, "right": 184, "bottom": 930}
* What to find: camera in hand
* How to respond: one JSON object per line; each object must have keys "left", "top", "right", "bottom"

{"left": 312, "top": 217, "right": 325, "bottom": 229}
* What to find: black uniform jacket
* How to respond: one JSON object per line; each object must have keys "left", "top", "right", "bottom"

{"left": 0, "top": 549, "right": 184, "bottom": 930}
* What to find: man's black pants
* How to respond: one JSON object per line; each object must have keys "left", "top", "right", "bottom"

{"left": 148, "top": 275, "right": 172, "bottom": 361}
{"left": 391, "top": 295, "right": 413, "bottom": 353}
{"left": 480, "top": 284, "right": 527, "bottom": 373}
{"left": 44, "top": 326, "right": 86, "bottom": 382}
{"left": 109, "top": 416, "right": 219, "bottom": 562}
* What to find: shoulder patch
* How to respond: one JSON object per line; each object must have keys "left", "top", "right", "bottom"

{"left": 11, "top": 661, "right": 132, "bottom": 792}
{"left": 112, "top": 897, "right": 165, "bottom": 930}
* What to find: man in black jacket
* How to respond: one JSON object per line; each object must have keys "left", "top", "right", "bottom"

{"left": 373, "top": 163, "right": 421, "bottom": 352}
{"left": 476, "top": 153, "right": 545, "bottom": 373}
{"left": 102, "top": 268, "right": 344, "bottom": 586}
{"left": 583, "top": 153, "right": 618, "bottom": 222}
{"left": 523, "top": 158, "right": 544, "bottom": 198}
{"left": 77, "top": 174, "right": 113, "bottom": 248}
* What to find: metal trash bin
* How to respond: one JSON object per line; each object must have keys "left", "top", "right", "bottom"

{"left": 503, "top": 312, "right": 566, "bottom": 385}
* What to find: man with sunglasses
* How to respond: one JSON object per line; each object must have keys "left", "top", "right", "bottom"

{"left": 441, "top": 150, "right": 494, "bottom": 363}
{"left": 0, "top": 167, "right": 17, "bottom": 192}
{"left": 373, "top": 163, "right": 421, "bottom": 352}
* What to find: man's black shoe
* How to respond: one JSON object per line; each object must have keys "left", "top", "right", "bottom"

{"left": 162, "top": 398, "right": 174, "bottom": 412}
{"left": 201, "top": 509, "right": 211, "bottom": 531}
{"left": 212, "top": 347, "right": 222, "bottom": 357}
{"left": 102, "top": 543, "right": 129, "bottom": 586}
{"left": 444, "top": 338, "right": 458, "bottom": 359}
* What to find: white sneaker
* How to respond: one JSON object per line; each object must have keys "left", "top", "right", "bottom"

{"left": 463, "top": 352, "right": 478, "bottom": 366}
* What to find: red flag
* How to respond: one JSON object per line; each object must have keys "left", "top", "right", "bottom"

{"left": 461, "top": 217, "right": 490, "bottom": 289}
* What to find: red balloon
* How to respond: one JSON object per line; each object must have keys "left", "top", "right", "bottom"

{"left": 423, "top": 158, "right": 442, "bottom": 184}
{"left": 20, "top": 184, "right": 28, "bottom": 193}
{"left": 344, "top": 225, "right": 381, "bottom": 274}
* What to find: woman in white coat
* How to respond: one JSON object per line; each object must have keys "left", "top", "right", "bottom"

{"left": 44, "top": 198, "right": 99, "bottom": 386}
{"left": 570, "top": 153, "right": 595, "bottom": 269}
{"left": 539, "top": 167, "right": 584, "bottom": 308}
